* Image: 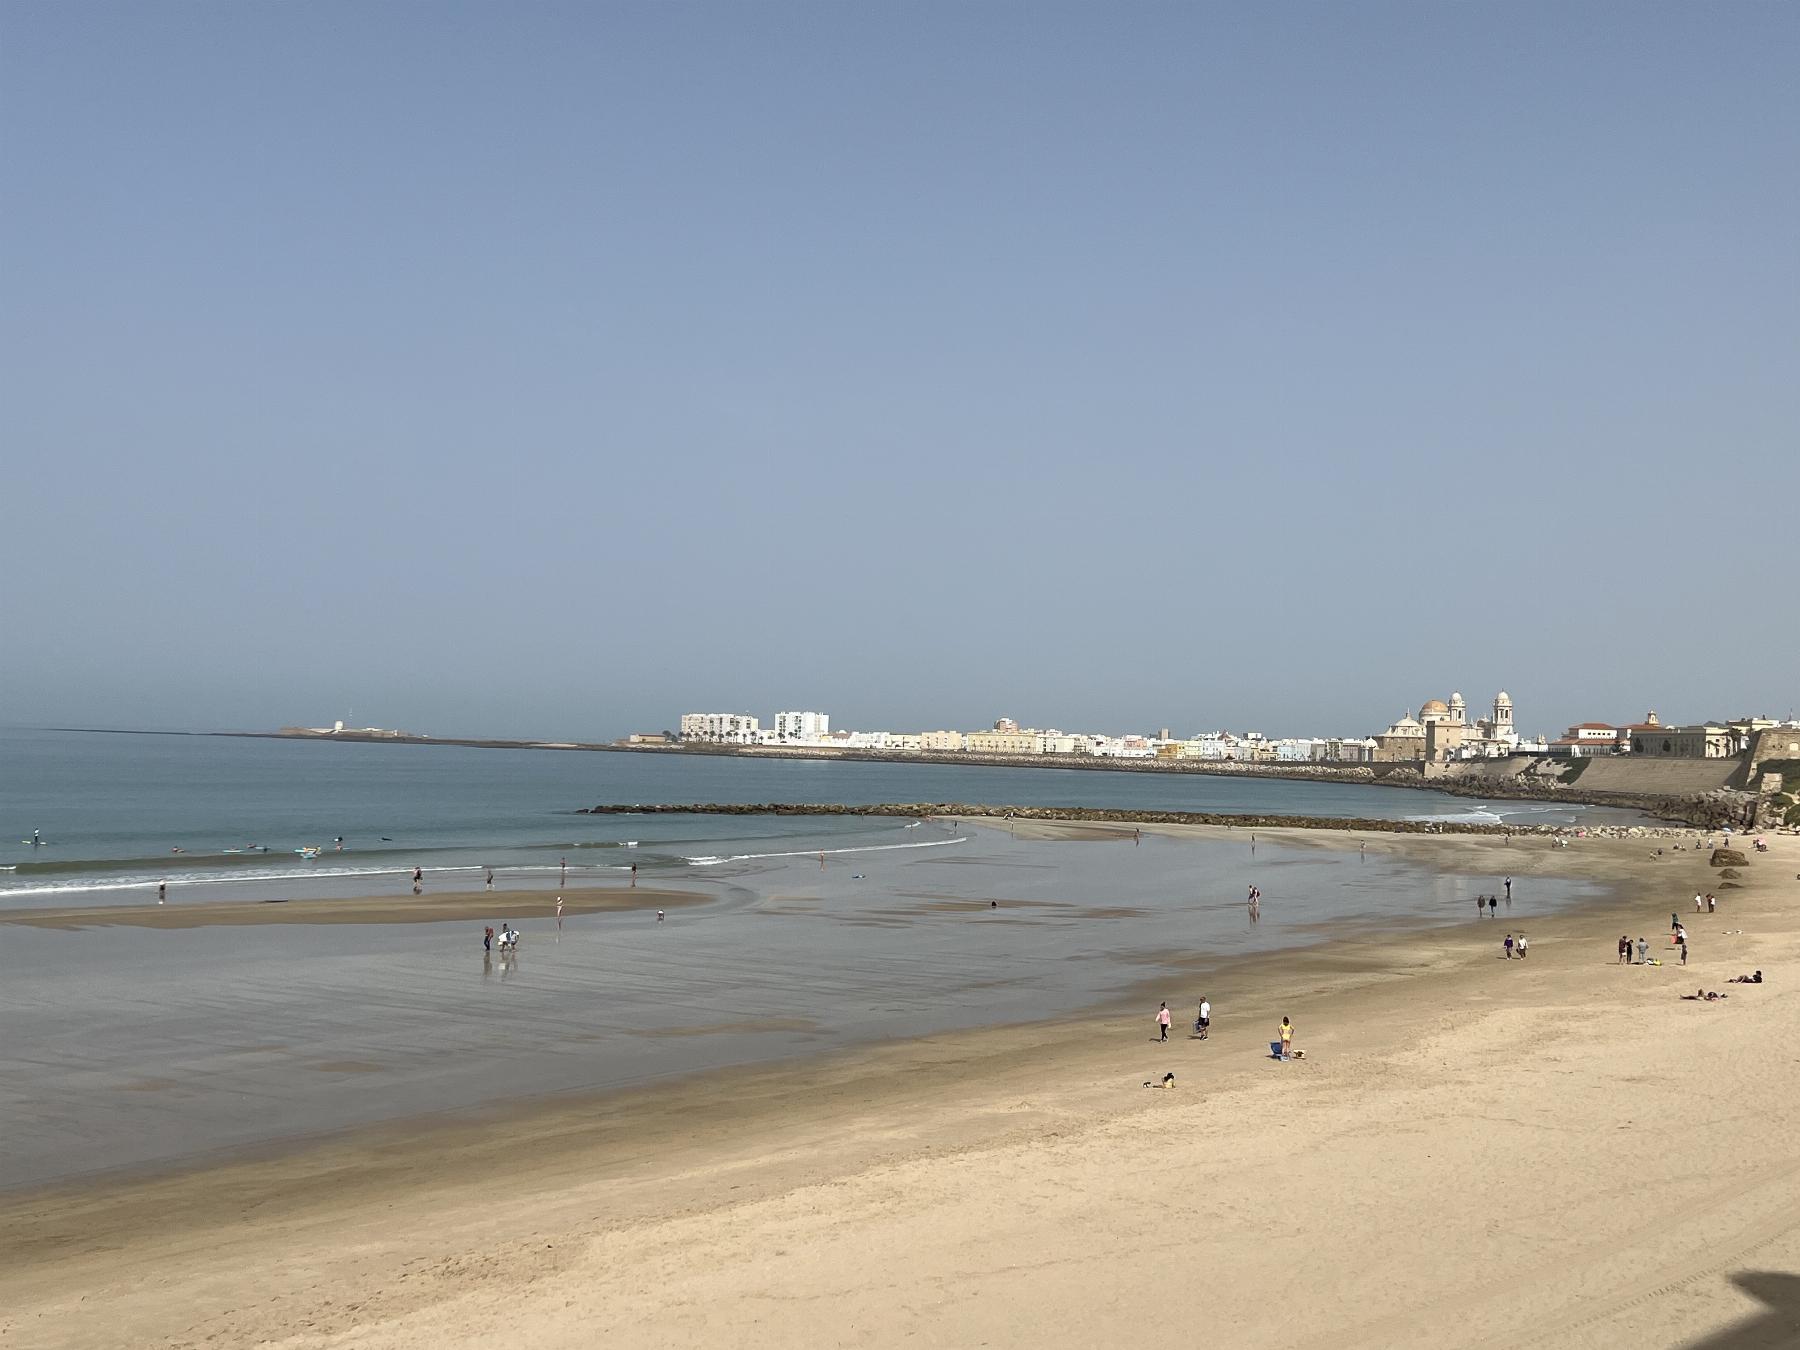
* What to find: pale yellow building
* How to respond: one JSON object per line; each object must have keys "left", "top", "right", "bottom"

{"left": 965, "top": 731, "right": 1043, "bottom": 755}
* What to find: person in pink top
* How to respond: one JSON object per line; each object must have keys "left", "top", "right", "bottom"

{"left": 1156, "top": 1002, "right": 1172, "bottom": 1042}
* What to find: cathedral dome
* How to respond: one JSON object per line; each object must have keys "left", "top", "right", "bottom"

{"left": 1420, "top": 699, "right": 1450, "bottom": 716}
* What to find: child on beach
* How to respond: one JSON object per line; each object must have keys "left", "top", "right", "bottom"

{"left": 1156, "top": 1003, "right": 1171, "bottom": 1042}
{"left": 1278, "top": 1017, "right": 1294, "bottom": 1059}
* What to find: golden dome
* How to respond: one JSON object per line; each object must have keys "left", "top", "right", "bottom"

{"left": 1420, "top": 699, "right": 1450, "bottom": 716}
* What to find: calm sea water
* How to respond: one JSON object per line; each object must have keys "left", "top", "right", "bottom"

{"left": 0, "top": 728, "right": 1640, "bottom": 906}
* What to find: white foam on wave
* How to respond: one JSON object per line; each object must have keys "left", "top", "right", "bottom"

{"left": 1404, "top": 808, "right": 1507, "bottom": 825}
{"left": 0, "top": 861, "right": 643, "bottom": 901}
{"left": 684, "top": 836, "right": 971, "bottom": 867}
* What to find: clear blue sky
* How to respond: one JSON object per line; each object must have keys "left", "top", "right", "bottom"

{"left": 3, "top": 3, "right": 1795, "bottom": 741}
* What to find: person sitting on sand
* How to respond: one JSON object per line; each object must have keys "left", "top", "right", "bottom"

{"left": 1727, "top": 971, "right": 1763, "bottom": 984}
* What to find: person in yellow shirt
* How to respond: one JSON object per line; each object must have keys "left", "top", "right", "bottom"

{"left": 1279, "top": 1016, "right": 1294, "bottom": 1059}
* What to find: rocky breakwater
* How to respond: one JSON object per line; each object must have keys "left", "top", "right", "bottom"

{"left": 579, "top": 802, "right": 1687, "bottom": 838}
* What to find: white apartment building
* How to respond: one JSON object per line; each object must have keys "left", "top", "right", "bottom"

{"left": 774, "top": 710, "right": 830, "bottom": 742}
{"left": 680, "top": 713, "right": 761, "bottom": 744}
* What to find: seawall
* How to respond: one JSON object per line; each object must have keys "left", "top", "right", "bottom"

{"left": 575, "top": 802, "right": 1689, "bottom": 836}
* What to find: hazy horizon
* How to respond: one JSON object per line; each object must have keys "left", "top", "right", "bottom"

{"left": 4, "top": 4, "right": 1796, "bottom": 742}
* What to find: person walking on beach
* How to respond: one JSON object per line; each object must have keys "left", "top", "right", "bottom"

{"left": 157, "top": 882, "right": 166, "bottom": 905}
{"left": 1278, "top": 1016, "right": 1294, "bottom": 1059}
{"left": 1156, "top": 1003, "right": 1172, "bottom": 1042}
{"left": 1488, "top": 896, "right": 1498, "bottom": 918}
{"left": 1479, "top": 895, "right": 1488, "bottom": 919}
{"left": 1504, "top": 933, "right": 1515, "bottom": 959}
{"left": 1504, "top": 876, "right": 1512, "bottom": 903}
{"left": 1196, "top": 998, "right": 1211, "bottom": 1039}
{"left": 413, "top": 866, "right": 423, "bottom": 886}
{"left": 1695, "top": 892, "right": 1704, "bottom": 914}
{"left": 1680, "top": 939, "right": 1688, "bottom": 966}
{"left": 483, "top": 926, "right": 493, "bottom": 952}
{"left": 1707, "top": 893, "right": 1717, "bottom": 914}
{"left": 486, "top": 869, "right": 494, "bottom": 890}
{"left": 630, "top": 862, "right": 638, "bottom": 888}
{"left": 1516, "top": 933, "right": 1528, "bottom": 959}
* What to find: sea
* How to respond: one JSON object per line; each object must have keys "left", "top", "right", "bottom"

{"left": 0, "top": 729, "right": 1645, "bottom": 1189}
{"left": 0, "top": 728, "right": 1638, "bottom": 906}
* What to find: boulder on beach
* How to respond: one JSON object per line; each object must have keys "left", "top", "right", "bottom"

{"left": 1710, "top": 849, "right": 1749, "bottom": 868}
{"left": 1719, "top": 867, "right": 1743, "bottom": 879}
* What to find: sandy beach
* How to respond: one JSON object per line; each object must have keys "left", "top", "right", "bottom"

{"left": 5, "top": 827, "right": 1797, "bottom": 1349}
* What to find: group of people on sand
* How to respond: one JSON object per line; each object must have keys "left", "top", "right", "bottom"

{"left": 1503, "top": 932, "right": 1528, "bottom": 958}
{"left": 1150, "top": 999, "right": 1299, "bottom": 1062}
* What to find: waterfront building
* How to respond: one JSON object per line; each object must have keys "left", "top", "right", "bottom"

{"left": 1375, "top": 691, "right": 1519, "bottom": 763}
{"left": 918, "top": 730, "right": 967, "bottom": 752}
{"left": 964, "top": 730, "right": 1044, "bottom": 755}
{"left": 1628, "top": 723, "right": 1740, "bottom": 758}
{"left": 773, "top": 710, "right": 830, "bottom": 743}
{"left": 679, "top": 713, "right": 761, "bottom": 744}
{"left": 1372, "top": 713, "right": 1425, "bottom": 763}
{"left": 1550, "top": 723, "right": 1623, "bottom": 757}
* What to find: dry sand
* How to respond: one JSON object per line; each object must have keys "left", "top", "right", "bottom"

{"left": 0, "top": 884, "right": 703, "bottom": 929}
{"left": 5, "top": 830, "right": 1798, "bottom": 1349}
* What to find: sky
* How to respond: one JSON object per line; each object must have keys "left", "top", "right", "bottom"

{"left": 2, "top": 2, "right": 1796, "bottom": 742}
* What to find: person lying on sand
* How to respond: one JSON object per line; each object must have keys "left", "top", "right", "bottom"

{"left": 1680, "top": 990, "right": 1729, "bottom": 1001}
{"left": 1728, "top": 971, "right": 1764, "bottom": 984}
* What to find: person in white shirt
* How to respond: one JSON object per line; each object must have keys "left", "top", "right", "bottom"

{"left": 1196, "top": 999, "right": 1211, "bottom": 1039}
{"left": 1695, "top": 893, "right": 1704, "bottom": 913}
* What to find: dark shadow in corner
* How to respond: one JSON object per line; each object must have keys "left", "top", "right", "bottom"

{"left": 1681, "top": 1271, "right": 1800, "bottom": 1349}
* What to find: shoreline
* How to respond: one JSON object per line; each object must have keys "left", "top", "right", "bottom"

{"left": 7, "top": 825, "right": 1798, "bottom": 1347}
{"left": 49, "top": 725, "right": 1753, "bottom": 825}
{"left": 0, "top": 883, "right": 704, "bottom": 929}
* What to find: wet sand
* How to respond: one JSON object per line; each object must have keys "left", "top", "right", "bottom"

{"left": 6, "top": 828, "right": 1799, "bottom": 1349}
{"left": 0, "top": 884, "right": 704, "bottom": 929}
